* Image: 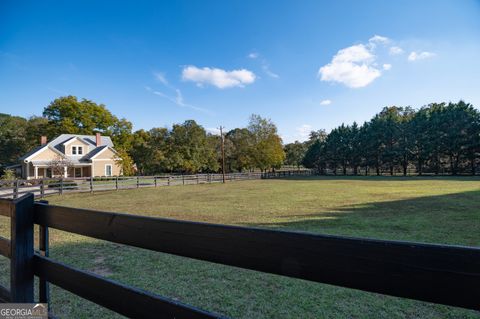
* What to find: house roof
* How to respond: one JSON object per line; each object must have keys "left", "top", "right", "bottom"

{"left": 82, "top": 144, "right": 109, "bottom": 160}
{"left": 49, "top": 134, "right": 113, "bottom": 152}
{"left": 19, "top": 145, "right": 46, "bottom": 161}
{"left": 20, "top": 134, "right": 115, "bottom": 162}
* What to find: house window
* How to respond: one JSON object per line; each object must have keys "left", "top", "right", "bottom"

{"left": 105, "top": 164, "right": 112, "bottom": 176}
{"left": 71, "top": 146, "right": 83, "bottom": 155}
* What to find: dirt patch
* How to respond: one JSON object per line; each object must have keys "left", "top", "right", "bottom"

{"left": 91, "top": 255, "right": 113, "bottom": 277}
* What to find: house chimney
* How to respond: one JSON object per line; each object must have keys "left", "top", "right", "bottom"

{"left": 96, "top": 133, "right": 102, "bottom": 147}
{"left": 40, "top": 136, "right": 47, "bottom": 146}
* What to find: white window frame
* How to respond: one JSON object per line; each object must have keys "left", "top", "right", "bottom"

{"left": 71, "top": 145, "right": 84, "bottom": 155}
{"left": 105, "top": 164, "right": 113, "bottom": 177}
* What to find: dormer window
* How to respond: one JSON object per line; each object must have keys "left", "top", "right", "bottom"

{"left": 72, "top": 146, "right": 83, "bottom": 155}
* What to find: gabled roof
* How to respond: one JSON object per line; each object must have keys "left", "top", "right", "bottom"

{"left": 19, "top": 145, "right": 45, "bottom": 161}
{"left": 20, "top": 145, "right": 66, "bottom": 161}
{"left": 49, "top": 134, "right": 114, "bottom": 153}
{"left": 20, "top": 134, "right": 116, "bottom": 162}
{"left": 83, "top": 145, "right": 109, "bottom": 160}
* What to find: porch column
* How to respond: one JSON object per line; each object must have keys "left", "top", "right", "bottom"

{"left": 34, "top": 166, "right": 38, "bottom": 179}
{"left": 64, "top": 166, "right": 68, "bottom": 178}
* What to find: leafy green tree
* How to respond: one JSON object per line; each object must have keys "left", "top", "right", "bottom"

{"left": 303, "top": 140, "right": 326, "bottom": 174}
{"left": 284, "top": 141, "right": 307, "bottom": 168}
{"left": 43, "top": 96, "right": 117, "bottom": 135}
{"left": 247, "top": 114, "right": 285, "bottom": 171}
{"left": 115, "top": 148, "right": 136, "bottom": 176}
{"left": 225, "top": 128, "right": 254, "bottom": 172}
{"left": 166, "top": 120, "right": 218, "bottom": 173}
{"left": 0, "top": 113, "right": 30, "bottom": 165}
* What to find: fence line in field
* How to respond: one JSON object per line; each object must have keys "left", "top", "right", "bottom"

{"left": 0, "top": 170, "right": 313, "bottom": 199}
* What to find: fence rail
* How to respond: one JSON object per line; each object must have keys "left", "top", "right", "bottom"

{"left": 0, "top": 170, "right": 312, "bottom": 200}
{"left": 0, "top": 193, "right": 479, "bottom": 317}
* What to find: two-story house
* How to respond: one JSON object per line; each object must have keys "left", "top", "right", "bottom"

{"left": 16, "top": 133, "right": 123, "bottom": 179}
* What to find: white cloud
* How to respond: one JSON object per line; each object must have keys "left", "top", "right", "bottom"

{"left": 408, "top": 51, "right": 436, "bottom": 61}
{"left": 145, "top": 86, "right": 212, "bottom": 114}
{"left": 369, "top": 35, "right": 390, "bottom": 45}
{"left": 206, "top": 127, "right": 221, "bottom": 135}
{"left": 261, "top": 63, "right": 279, "bottom": 78}
{"left": 296, "top": 124, "right": 312, "bottom": 140}
{"left": 389, "top": 46, "right": 404, "bottom": 55}
{"left": 318, "top": 43, "right": 381, "bottom": 88}
{"left": 383, "top": 63, "right": 392, "bottom": 70}
{"left": 182, "top": 65, "right": 256, "bottom": 89}
{"left": 248, "top": 52, "right": 259, "bottom": 59}
{"left": 320, "top": 99, "right": 332, "bottom": 105}
{"left": 153, "top": 72, "right": 168, "bottom": 85}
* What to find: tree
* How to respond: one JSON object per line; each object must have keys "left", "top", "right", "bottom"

{"left": 165, "top": 120, "right": 218, "bottom": 173}
{"left": 115, "top": 148, "right": 136, "bottom": 176}
{"left": 0, "top": 113, "right": 30, "bottom": 166}
{"left": 247, "top": 114, "right": 285, "bottom": 171}
{"left": 303, "top": 140, "right": 326, "bottom": 174}
{"left": 47, "top": 154, "right": 74, "bottom": 177}
{"left": 284, "top": 141, "right": 307, "bottom": 168}
{"left": 43, "top": 96, "right": 116, "bottom": 135}
{"left": 225, "top": 128, "right": 254, "bottom": 172}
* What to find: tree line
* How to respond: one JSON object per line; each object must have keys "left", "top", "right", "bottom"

{"left": 0, "top": 96, "right": 285, "bottom": 175}
{"left": 283, "top": 101, "right": 480, "bottom": 175}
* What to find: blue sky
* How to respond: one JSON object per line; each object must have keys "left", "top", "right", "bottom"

{"left": 1, "top": 1, "right": 480, "bottom": 143}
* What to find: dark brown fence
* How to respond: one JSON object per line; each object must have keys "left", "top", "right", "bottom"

{"left": 0, "top": 193, "right": 479, "bottom": 318}
{"left": 0, "top": 170, "right": 312, "bottom": 200}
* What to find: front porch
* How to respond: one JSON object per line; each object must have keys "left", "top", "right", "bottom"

{"left": 28, "top": 163, "right": 92, "bottom": 179}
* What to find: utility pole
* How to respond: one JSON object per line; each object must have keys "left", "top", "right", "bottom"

{"left": 219, "top": 126, "right": 226, "bottom": 183}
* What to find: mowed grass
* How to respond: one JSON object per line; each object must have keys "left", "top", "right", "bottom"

{"left": 1, "top": 176, "right": 480, "bottom": 318}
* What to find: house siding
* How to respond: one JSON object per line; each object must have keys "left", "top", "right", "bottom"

{"left": 92, "top": 148, "right": 121, "bottom": 176}
{"left": 64, "top": 138, "right": 90, "bottom": 156}
{"left": 29, "top": 148, "right": 61, "bottom": 161}
{"left": 92, "top": 160, "right": 121, "bottom": 176}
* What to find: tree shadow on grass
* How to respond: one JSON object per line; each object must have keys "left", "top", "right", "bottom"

{"left": 245, "top": 189, "right": 480, "bottom": 246}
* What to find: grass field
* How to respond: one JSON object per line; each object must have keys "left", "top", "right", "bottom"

{"left": 1, "top": 176, "right": 480, "bottom": 318}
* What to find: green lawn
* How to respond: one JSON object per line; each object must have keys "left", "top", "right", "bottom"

{"left": 1, "top": 176, "right": 480, "bottom": 318}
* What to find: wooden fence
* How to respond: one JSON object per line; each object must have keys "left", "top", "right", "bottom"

{"left": 0, "top": 170, "right": 312, "bottom": 200}
{"left": 0, "top": 193, "right": 479, "bottom": 318}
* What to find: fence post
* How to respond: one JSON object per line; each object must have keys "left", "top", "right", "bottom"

{"left": 60, "top": 178, "right": 64, "bottom": 195}
{"left": 115, "top": 176, "right": 119, "bottom": 191}
{"left": 136, "top": 176, "right": 139, "bottom": 188}
{"left": 13, "top": 180, "right": 19, "bottom": 199}
{"left": 182, "top": 174, "right": 185, "bottom": 185}
{"left": 40, "top": 179, "right": 45, "bottom": 198}
{"left": 168, "top": 176, "right": 171, "bottom": 186}
{"left": 10, "top": 193, "right": 35, "bottom": 302}
{"left": 89, "top": 176, "right": 93, "bottom": 193}
{"left": 154, "top": 176, "right": 157, "bottom": 187}
{"left": 196, "top": 175, "right": 199, "bottom": 184}
{"left": 37, "top": 200, "right": 50, "bottom": 307}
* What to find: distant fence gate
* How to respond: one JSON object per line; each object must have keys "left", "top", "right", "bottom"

{"left": 0, "top": 193, "right": 479, "bottom": 318}
{"left": 0, "top": 170, "right": 313, "bottom": 200}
